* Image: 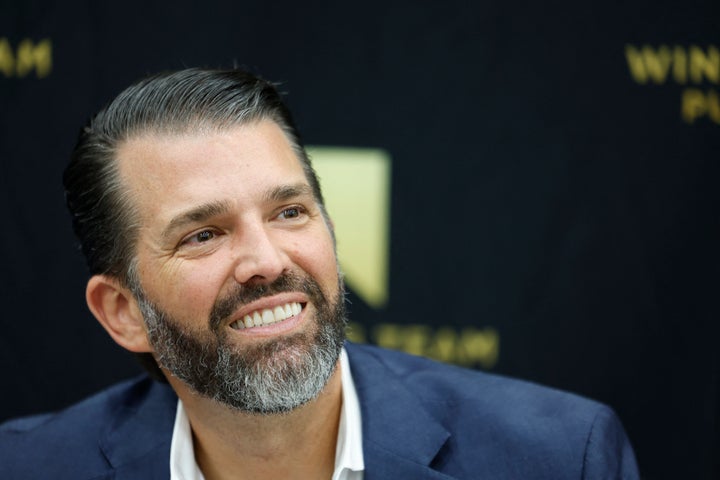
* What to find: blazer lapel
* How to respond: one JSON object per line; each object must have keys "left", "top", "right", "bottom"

{"left": 362, "top": 441, "right": 460, "bottom": 480}
{"left": 98, "top": 378, "right": 177, "bottom": 479}
{"left": 345, "top": 343, "right": 458, "bottom": 480}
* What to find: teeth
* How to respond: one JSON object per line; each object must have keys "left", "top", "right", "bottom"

{"left": 230, "top": 302, "right": 303, "bottom": 330}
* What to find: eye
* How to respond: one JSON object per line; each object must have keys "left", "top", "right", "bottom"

{"left": 195, "top": 230, "right": 215, "bottom": 242}
{"left": 278, "top": 207, "right": 303, "bottom": 219}
{"left": 182, "top": 229, "right": 216, "bottom": 245}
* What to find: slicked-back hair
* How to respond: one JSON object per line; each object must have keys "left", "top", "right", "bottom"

{"left": 63, "top": 68, "right": 327, "bottom": 380}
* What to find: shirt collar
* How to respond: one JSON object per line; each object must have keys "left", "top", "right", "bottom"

{"left": 169, "top": 347, "right": 364, "bottom": 480}
{"left": 333, "top": 347, "right": 365, "bottom": 479}
{"left": 170, "top": 394, "right": 205, "bottom": 480}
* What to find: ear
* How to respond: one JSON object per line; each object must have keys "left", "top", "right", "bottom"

{"left": 86, "top": 275, "right": 152, "bottom": 353}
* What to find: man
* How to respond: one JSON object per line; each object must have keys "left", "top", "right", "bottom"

{"left": 0, "top": 68, "right": 640, "bottom": 479}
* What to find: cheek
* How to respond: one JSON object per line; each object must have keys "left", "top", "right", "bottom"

{"left": 141, "top": 259, "right": 226, "bottom": 318}
{"left": 294, "top": 235, "right": 339, "bottom": 293}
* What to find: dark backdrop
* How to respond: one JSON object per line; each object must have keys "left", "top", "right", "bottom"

{"left": 1, "top": 2, "right": 718, "bottom": 479}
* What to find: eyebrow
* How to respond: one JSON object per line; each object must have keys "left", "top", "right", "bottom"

{"left": 263, "top": 183, "right": 315, "bottom": 204}
{"left": 159, "top": 184, "right": 315, "bottom": 241}
{"left": 161, "top": 200, "right": 232, "bottom": 241}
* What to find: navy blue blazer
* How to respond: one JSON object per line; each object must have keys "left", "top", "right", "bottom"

{"left": 0, "top": 342, "right": 639, "bottom": 479}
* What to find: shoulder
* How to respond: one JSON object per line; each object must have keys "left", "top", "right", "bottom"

{"left": 346, "top": 341, "right": 599, "bottom": 412}
{"left": 0, "top": 375, "right": 176, "bottom": 479}
{"left": 345, "top": 342, "right": 639, "bottom": 479}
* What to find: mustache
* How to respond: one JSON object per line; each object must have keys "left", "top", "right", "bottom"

{"left": 209, "top": 271, "right": 325, "bottom": 332}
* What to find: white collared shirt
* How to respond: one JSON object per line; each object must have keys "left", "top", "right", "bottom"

{"left": 169, "top": 348, "right": 364, "bottom": 480}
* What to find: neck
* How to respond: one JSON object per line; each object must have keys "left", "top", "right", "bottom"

{"left": 167, "top": 361, "right": 343, "bottom": 480}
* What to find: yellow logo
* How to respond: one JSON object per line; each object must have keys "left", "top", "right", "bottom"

{"left": 0, "top": 38, "right": 52, "bottom": 78}
{"left": 308, "top": 146, "right": 391, "bottom": 309}
{"left": 309, "top": 147, "right": 500, "bottom": 368}
{"left": 625, "top": 44, "right": 720, "bottom": 124}
{"left": 347, "top": 322, "right": 499, "bottom": 369}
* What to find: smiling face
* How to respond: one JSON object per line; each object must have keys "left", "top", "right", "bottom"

{"left": 115, "top": 119, "right": 346, "bottom": 412}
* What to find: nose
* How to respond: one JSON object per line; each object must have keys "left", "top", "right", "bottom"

{"left": 231, "top": 222, "right": 286, "bottom": 285}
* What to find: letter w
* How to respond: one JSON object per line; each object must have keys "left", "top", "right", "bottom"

{"left": 625, "top": 44, "right": 672, "bottom": 84}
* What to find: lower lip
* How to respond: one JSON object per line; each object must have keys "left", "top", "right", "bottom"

{"left": 229, "top": 307, "right": 306, "bottom": 337}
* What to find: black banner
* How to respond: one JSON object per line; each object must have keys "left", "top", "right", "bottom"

{"left": 1, "top": 1, "right": 718, "bottom": 478}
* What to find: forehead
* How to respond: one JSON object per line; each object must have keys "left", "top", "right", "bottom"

{"left": 115, "top": 120, "right": 309, "bottom": 220}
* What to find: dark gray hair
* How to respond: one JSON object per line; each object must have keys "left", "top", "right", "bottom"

{"left": 63, "top": 68, "right": 327, "bottom": 380}
{"left": 64, "top": 68, "right": 325, "bottom": 288}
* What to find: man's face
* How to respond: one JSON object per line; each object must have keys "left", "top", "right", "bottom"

{"left": 116, "top": 120, "right": 346, "bottom": 413}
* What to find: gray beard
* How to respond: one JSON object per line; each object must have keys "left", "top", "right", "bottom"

{"left": 134, "top": 271, "right": 347, "bottom": 414}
